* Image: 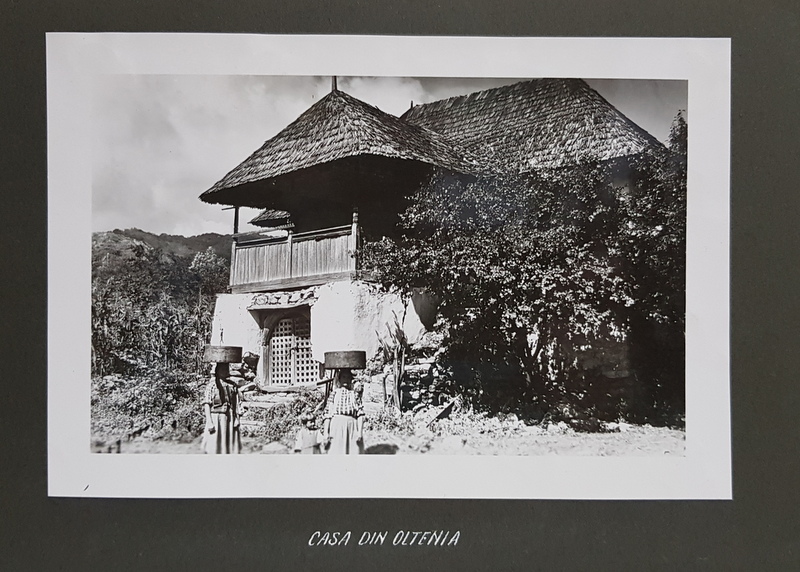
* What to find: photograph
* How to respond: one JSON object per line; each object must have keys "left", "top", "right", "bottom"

{"left": 90, "top": 74, "right": 689, "bottom": 458}
{"left": 47, "top": 34, "right": 730, "bottom": 498}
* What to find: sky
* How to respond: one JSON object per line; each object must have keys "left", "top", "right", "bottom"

{"left": 91, "top": 76, "right": 687, "bottom": 237}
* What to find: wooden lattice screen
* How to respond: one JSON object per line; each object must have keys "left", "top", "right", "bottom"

{"left": 268, "top": 314, "right": 316, "bottom": 386}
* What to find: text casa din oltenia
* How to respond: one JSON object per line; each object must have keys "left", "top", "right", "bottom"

{"left": 308, "top": 530, "right": 460, "bottom": 547}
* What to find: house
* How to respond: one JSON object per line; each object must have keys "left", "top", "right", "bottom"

{"left": 199, "top": 78, "right": 664, "bottom": 390}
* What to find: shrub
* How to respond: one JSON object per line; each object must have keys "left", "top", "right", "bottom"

{"left": 364, "top": 407, "right": 415, "bottom": 436}
{"left": 91, "top": 369, "right": 205, "bottom": 442}
{"left": 240, "top": 389, "right": 325, "bottom": 446}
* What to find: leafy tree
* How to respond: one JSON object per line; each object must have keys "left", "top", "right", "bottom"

{"left": 364, "top": 127, "right": 686, "bottom": 424}
{"left": 188, "top": 247, "right": 230, "bottom": 369}
{"left": 190, "top": 246, "right": 230, "bottom": 296}
{"left": 667, "top": 110, "right": 688, "bottom": 156}
{"left": 91, "top": 242, "right": 229, "bottom": 375}
{"left": 616, "top": 113, "right": 687, "bottom": 420}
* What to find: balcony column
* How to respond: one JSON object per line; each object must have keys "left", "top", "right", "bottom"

{"left": 223, "top": 206, "right": 240, "bottom": 289}
{"left": 350, "top": 208, "right": 359, "bottom": 271}
{"left": 287, "top": 229, "right": 294, "bottom": 278}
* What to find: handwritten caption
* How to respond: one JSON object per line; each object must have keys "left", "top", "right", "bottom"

{"left": 308, "top": 530, "right": 460, "bottom": 547}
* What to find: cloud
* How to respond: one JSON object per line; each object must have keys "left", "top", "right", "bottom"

{"left": 339, "top": 76, "right": 427, "bottom": 116}
{"left": 92, "top": 75, "right": 328, "bottom": 236}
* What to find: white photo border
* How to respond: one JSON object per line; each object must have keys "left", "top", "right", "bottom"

{"left": 47, "top": 34, "right": 731, "bottom": 499}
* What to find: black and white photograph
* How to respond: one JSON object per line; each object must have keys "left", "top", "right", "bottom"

{"left": 48, "top": 35, "right": 730, "bottom": 498}
{"left": 90, "top": 74, "right": 688, "bottom": 457}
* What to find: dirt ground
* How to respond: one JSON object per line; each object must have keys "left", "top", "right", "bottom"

{"left": 106, "top": 423, "right": 685, "bottom": 456}
{"left": 369, "top": 424, "right": 685, "bottom": 456}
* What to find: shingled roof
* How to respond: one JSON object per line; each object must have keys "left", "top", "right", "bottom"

{"left": 249, "top": 208, "right": 294, "bottom": 229}
{"left": 200, "top": 89, "right": 482, "bottom": 205}
{"left": 402, "top": 78, "right": 663, "bottom": 171}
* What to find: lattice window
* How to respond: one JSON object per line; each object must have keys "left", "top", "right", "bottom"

{"left": 293, "top": 315, "right": 317, "bottom": 385}
{"left": 268, "top": 313, "right": 317, "bottom": 386}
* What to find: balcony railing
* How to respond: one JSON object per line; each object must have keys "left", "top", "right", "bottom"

{"left": 229, "top": 223, "right": 358, "bottom": 293}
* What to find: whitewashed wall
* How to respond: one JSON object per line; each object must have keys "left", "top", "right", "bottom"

{"left": 310, "top": 281, "right": 427, "bottom": 364}
{"left": 208, "top": 294, "right": 262, "bottom": 353}
{"left": 209, "top": 280, "right": 429, "bottom": 377}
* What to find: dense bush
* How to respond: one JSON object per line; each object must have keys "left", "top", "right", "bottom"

{"left": 362, "top": 113, "right": 687, "bottom": 426}
{"left": 91, "top": 369, "right": 206, "bottom": 442}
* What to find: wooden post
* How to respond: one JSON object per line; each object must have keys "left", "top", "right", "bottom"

{"left": 287, "top": 229, "right": 294, "bottom": 278}
{"left": 222, "top": 205, "right": 239, "bottom": 235}
{"left": 257, "top": 314, "right": 276, "bottom": 388}
{"left": 350, "top": 208, "right": 359, "bottom": 271}
{"left": 229, "top": 240, "right": 236, "bottom": 288}
{"left": 223, "top": 206, "right": 238, "bottom": 288}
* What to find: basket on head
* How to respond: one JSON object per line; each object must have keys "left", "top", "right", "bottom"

{"left": 203, "top": 345, "right": 243, "bottom": 363}
{"left": 324, "top": 350, "right": 367, "bottom": 370}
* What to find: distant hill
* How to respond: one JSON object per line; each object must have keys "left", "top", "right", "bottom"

{"left": 93, "top": 228, "right": 232, "bottom": 263}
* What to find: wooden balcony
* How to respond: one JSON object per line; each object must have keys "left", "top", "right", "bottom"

{"left": 229, "top": 223, "right": 358, "bottom": 293}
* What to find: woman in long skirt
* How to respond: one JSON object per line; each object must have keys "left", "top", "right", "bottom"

{"left": 322, "top": 369, "right": 364, "bottom": 454}
{"left": 201, "top": 362, "right": 242, "bottom": 454}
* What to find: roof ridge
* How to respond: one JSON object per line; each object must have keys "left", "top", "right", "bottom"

{"left": 402, "top": 78, "right": 663, "bottom": 171}
{"left": 402, "top": 78, "right": 578, "bottom": 119}
{"left": 322, "top": 87, "right": 486, "bottom": 172}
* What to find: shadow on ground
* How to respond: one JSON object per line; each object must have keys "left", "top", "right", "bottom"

{"left": 365, "top": 443, "right": 399, "bottom": 455}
